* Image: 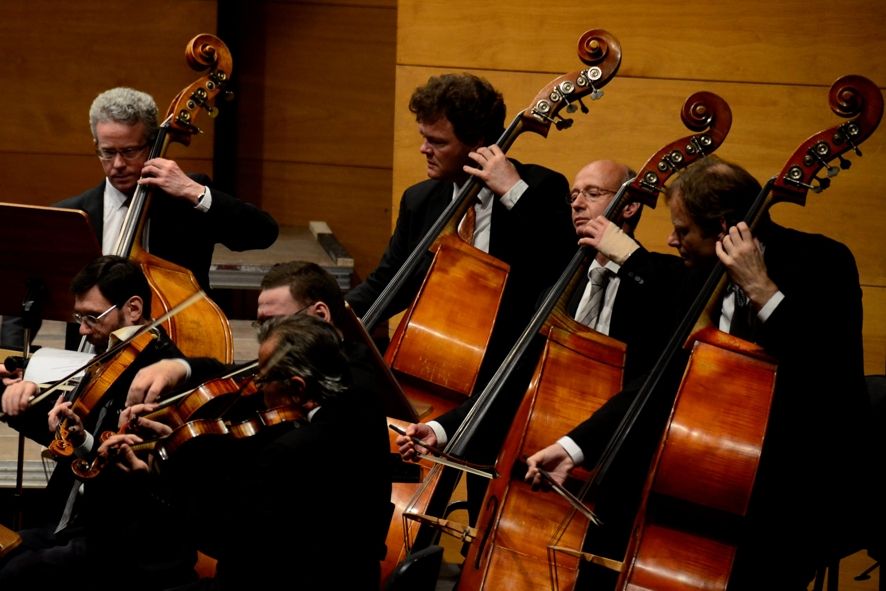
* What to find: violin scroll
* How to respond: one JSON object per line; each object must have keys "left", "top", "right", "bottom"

{"left": 520, "top": 28, "right": 622, "bottom": 135}
{"left": 773, "top": 74, "right": 883, "bottom": 204}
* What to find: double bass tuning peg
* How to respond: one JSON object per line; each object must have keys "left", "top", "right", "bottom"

{"left": 555, "top": 116, "right": 574, "bottom": 130}
{"left": 565, "top": 97, "right": 590, "bottom": 115}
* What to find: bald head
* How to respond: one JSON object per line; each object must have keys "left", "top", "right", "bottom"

{"left": 572, "top": 159, "right": 633, "bottom": 191}
{"left": 569, "top": 159, "right": 640, "bottom": 235}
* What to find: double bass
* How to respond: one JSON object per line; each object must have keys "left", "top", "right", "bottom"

{"left": 448, "top": 91, "right": 733, "bottom": 590}
{"left": 113, "top": 34, "right": 235, "bottom": 363}
{"left": 366, "top": 29, "right": 623, "bottom": 424}
{"left": 604, "top": 75, "right": 881, "bottom": 590}
{"left": 378, "top": 29, "right": 623, "bottom": 584}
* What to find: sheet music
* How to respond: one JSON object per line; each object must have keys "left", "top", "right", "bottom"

{"left": 22, "top": 347, "right": 93, "bottom": 384}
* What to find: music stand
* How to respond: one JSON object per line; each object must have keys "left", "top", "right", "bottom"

{"left": 0, "top": 203, "right": 101, "bottom": 324}
{"left": 0, "top": 202, "right": 101, "bottom": 529}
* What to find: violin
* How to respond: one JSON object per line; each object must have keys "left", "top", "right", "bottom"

{"left": 71, "top": 417, "right": 231, "bottom": 479}
{"left": 48, "top": 328, "right": 159, "bottom": 457}
{"left": 72, "top": 400, "right": 306, "bottom": 480}
{"left": 141, "top": 362, "right": 259, "bottom": 429}
{"left": 227, "top": 403, "right": 306, "bottom": 440}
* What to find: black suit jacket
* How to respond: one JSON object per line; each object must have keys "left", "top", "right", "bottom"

{"left": 565, "top": 249, "right": 688, "bottom": 384}
{"left": 180, "top": 384, "right": 392, "bottom": 590}
{"left": 55, "top": 174, "right": 279, "bottom": 292}
{"left": 346, "top": 160, "right": 575, "bottom": 384}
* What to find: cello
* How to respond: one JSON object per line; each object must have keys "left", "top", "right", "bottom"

{"left": 600, "top": 75, "right": 882, "bottom": 590}
{"left": 445, "top": 92, "right": 733, "bottom": 591}
{"left": 378, "top": 30, "right": 623, "bottom": 583}
{"left": 113, "top": 33, "right": 235, "bottom": 363}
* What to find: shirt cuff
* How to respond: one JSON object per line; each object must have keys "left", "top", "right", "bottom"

{"left": 171, "top": 358, "right": 192, "bottom": 381}
{"left": 498, "top": 179, "right": 528, "bottom": 210}
{"left": 194, "top": 186, "right": 212, "bottom": 212}
{"left": 757, "top": 290, "right": 784, "bottom": 323}
{"left": 427, "top": 421, "right": 448, "bottom": 447}
{"left": 557, "top": 435, "right": 584, "bottom": 466}
{"left": 74, "top": 431, "right": 95, "bottom": 457}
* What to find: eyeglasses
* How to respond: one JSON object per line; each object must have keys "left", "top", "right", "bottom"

{"left": 95, "top": 143, "right": 149, "bottom": 162}
{"left": 250, "top": 302, "right": 313, "bottom": 331}
{"left": 568, "top": 186, "right": 617, "bottom": 205}
{"left": 72, "top": 304, "right": 117, "bottom": 327}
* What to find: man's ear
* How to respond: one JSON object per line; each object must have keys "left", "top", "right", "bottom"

{"left": 622, "top": 201, "right": 641, "bottom": 221}
{"left": 125, "top": 296, "right": 144, "bottom": 323}
{"left": 312, "top": 301, "right": 331, "bottom": 323}
{"left": 289, "top": 375, "right": 306, "bottom": 394}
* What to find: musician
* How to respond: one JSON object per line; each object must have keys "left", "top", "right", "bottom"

{"left": 1, "top": 86, "right": 279, "bottom": 348}
{"left": 0, "top": 255, "right": 199, "bottom": 590}
{"left": 345, "top": 73, "right": 576, "bottom": 383}
{"left": 99, "top": 314, "right": 392, "bottom": 590}
{"left": 394, "top": 159, "right": 689, "bottom": 554}
{"left": 525, "top": 156, "right": 873, "bottom": 590}
{"left": 124, "top": 261, "right": 394, "bottom": 418}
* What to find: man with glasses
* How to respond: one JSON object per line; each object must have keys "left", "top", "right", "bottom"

{"left": 0, "top": 255, "right": 200, "bottom": 591}
{"left": 124, "top": 260, "right": 391, "bottom": 412}
{"left": 1, "top": 87, "right": 278, "bottom": 349}
{"left": 61, "top": 86, "right": 278, "bottom": 291}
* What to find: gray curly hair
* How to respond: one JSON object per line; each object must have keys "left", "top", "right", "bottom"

{"left": 257, "top": 314, "right": 350, "bottom": 404}
{"left": 89, "top": 87, "right": 159, "bottom": 143}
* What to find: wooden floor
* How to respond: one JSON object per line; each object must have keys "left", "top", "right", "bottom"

{"left": 1, "top": 319, "right": 880, "bottom": 590}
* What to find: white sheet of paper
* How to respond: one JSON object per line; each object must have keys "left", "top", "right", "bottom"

{"left": 22, "top": 347, "right": 94, "bottom": 384}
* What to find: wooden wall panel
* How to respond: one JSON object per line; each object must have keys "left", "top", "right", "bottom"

{"left": 232, "top": 2, "right": 395, "bottom": 168}
{"left": 865, "top": 287, "right": 886, "bottom": 375}
{"left": 0, "top": 1, "right": 218, "bottom": 204}
{"left": 236, "top": 159, "right": 394, "bottom": 275}
{"left": 394, "top": 0, "right": 886, "bottom": 374}
{"left": 397, "top": 0, "right": 886, "bottom": 87}
{"left": 229, "top": 1, "right": 396, "bottom": 281}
